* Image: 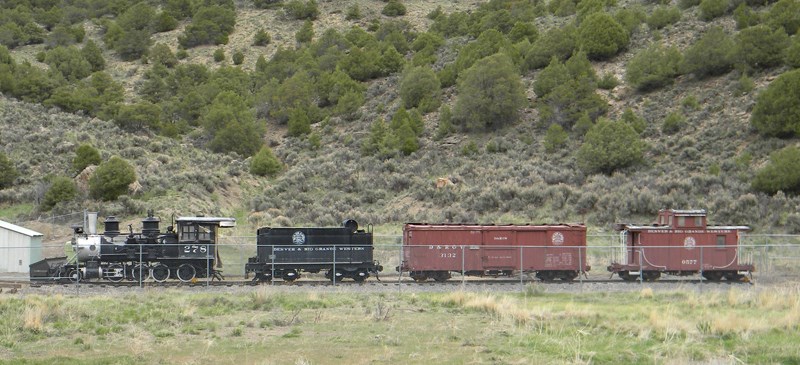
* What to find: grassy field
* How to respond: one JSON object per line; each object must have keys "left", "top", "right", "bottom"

{"left": 2, "top": 286, "right": 799, "bottom": 364}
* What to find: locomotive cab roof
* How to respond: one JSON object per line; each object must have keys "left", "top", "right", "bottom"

{"left": 176, "top": 217, "right": 236, "bottom": 227}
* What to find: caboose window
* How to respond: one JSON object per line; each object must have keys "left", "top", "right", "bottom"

{"left": 677, "top": 216, "right": 686, "bottom": 227}
{"left": 716, "top": 235, "right": 726, "bottom": 247}
{"left": 695, "top": 217, "right": 702, "bottom": 226}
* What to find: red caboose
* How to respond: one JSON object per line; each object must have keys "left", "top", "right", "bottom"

{"left": 398, "top": 223, "right": 589, "bottom": 282}
{"left": 607, "top": 209, "right": 754, "bottom": 281}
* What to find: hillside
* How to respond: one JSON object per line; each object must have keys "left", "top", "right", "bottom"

{"left": 1, "top": 0, "right": 800, "bottom": 233}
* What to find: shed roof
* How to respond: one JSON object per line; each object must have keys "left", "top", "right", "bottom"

{"left": 0, "top": 220, "right": 44, "bottom": 237}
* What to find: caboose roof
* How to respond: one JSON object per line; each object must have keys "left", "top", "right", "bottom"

{"left": 618, "top": 224, "right": 751, "bottom": 231}
{"left": 663, "top": 209, "right": 707, "bottom": 216}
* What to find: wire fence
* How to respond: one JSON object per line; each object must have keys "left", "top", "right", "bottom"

{"left": 3, "top": 233, "right": 800, "bottom": 285}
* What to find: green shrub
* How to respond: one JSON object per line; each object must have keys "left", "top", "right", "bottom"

{"left": 400, "top": 66, "right": 441, "bottom": 113}
{"left": 662, "top": 111, "right": 686, "bottom": 134}
{"left": 461, "top": 140, "right": 479, "bottom": 156}
{"left": 454, "top": 53, "right": 526, "bottom": 130}
{"left": 614, "top": 6, "right": 647, "bottom": 35}
{"left": 572, "top": 111, "right": 593, "bottom": 135}
{"left": 287, "top": 108, "right": 311, "bottom": 137}
{"left": 626, "top": 44, "right": 682, "bottom": 91}
{"left": 73, "top": 144, "right": 102, "bottom": 173}
{"left": 735, "top": 73, "right": 755, "bottom": 95}
{"left": 524, "top": 24, "right": 578, "bottom": 70}
{"left": 232, "top": 50, "right": 244, "bottom": 65}
{"left": 699, "top": 0, "right": 729, "bottom": 21}
{"left": 750, "top": 69, "right": 800, "bottom": 137}
{"left": 382, "top": 1, "right": 407, "bottom": 17}
{"left": 578, "top": 12, "right": 629, "bottom": 60}
{"left": 178, "top": 6, "right": 236, "bottom": 48}
{"left": 787, "top": 37, "right": 800, "bottom": 68}
{"left": 679, "top": 0, "right": 702, "bottom": 8}
{"left": 577, "top": 119, "right": 645, "bottom": 174}
{"left": 681, "top": 27, "right": 736, "bottom": 78}
{"left": 154, "top": 12, "right": 179, "bottom": 32}
{"left": 296, "top": 20, "right": 314, "bottom": 44}
{"left": 150, "top": 43, "right": 177, "bottom": 68}
{"left": 646, "top": 6, "right": 681, "bottom": 29}
{"left": 597, "top": 72, "right": 619, "bottom": 90}
{"left": 0, "top": 151, "right": 18, "bottom": 189}
{"left": 509, "top": 22, "right": 539, "bottom": 43}
{"left": 534, "top": 57, "right": 570, "bottom": 97}
{"left": 345, "top": 4, "right": 361, "bottom": 20}
{"left": 284, "top": 0, "right": 319, "bottom": 20}
{"left": 253, "top": 29, "right": 271, "bottom": 46}
{"left": 735, "top": 25, "right": 789, "bottom": 69}
{"left": 620, "top": 108, "right": 646, "bottom": 134}
{"left": 81, "top": 40, "right": 105, "bottom": 72}
{"left": 765, "top": 0, "right": 800, "bottom": 35}
{"left": 213, "top": 48, "right": 225, "bottom": 62}
{"left": 115, "top": 102, "right": 161, "bottom": 131}
{"left": 733, "top": 3, "right": 760, "bottom": 29}
{"left": 250, "top": 146, "right": 282, "bottom": 177}
{"left": 89, "top": 156, "right": 136, "bottom": 201}
{"left": 539, "top": 80, "right": 608, "bottom": 130}
{"left": 42, "top": 176, "right": 78, "bottom": 211}
{"left": 681, "top": 95, "right": 700, "bottom": 111}
{"left": 435, "top": 105, "right": 455, "bottom": 140}
{"left": 752, "top": 146, "right": 800, "bottom": 194}
{"left": 543, "top": 124, "right": 568, "bottom": 153}
{"left": 44, "top": 46, "right": 92, "bottom": 81}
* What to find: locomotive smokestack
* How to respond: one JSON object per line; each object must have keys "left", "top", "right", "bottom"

{"left": 87, "top": 212, "right": 98, "bottom": 235}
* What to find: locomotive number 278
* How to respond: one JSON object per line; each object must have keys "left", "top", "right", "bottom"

{"left": 183, "top": 245, "right": 208, "bottom": 254}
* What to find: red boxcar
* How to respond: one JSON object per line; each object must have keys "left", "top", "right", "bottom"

{"left": 398, "top": 223, "right": 589, "bottom": 282}
{"left": 607, "top": 209, "right": 754, "bottom": 281}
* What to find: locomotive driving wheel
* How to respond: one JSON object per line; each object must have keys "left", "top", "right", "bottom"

{"left": 131, "top": 264, "right": 149, "bottom": 282}
{"left": 107, "top": 264, "right": 125, "bottom": 282}
{"left": 151, "top": 264, "right": 170, "bottom": 283}
{"left": 177, "top": 264, "right": 196, "bottom": 282}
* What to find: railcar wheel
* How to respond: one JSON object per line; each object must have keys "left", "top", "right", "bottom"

{"left": 559, "top": 271, "right": 578, "bottom": 282}
{"left": 536, "top": 271, "right": 556, "bottom": 282}
{"left": 410, "top": 272, "right": 428, "bottom": 282}
{"left": 131, "top": 264, "right": 149, "bottom": 282}
{"left": 151, "top": 264, "right": 170, "bottom": 283}
{"left": 723, "top": 272, "right": 744, "bottom": 281}
{"left": 67, "top": 269, "right": 82, "bottom": 283}
{"left": 433, "top": 272, "right": 451, "bottom": 282}
{"left": 643, "top": 271, "right": 661, "bottom": 282}
{"left": 702, "top": 271, "right": 723, "bottom": 282}
{"left": 177, "top": 264, "right": 197, "bottom": 282}
{"left": 282, "top": 270, "right": 299, "bottom": 282}
{"left": 618, "top": 271, "right": 637, "bottom": 282}
{"left": 107, "top": 264, "right": 125, "bottom": 282}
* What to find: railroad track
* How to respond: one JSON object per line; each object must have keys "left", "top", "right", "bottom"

{"left": 19, "top": 277, "right": 752, "bottom": 288}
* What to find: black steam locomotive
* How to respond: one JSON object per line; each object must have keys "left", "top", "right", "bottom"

{"left": 29, "top": 211, "right": 236, "bottom": 283}
{"left": 245, "top": 219, "right": 383, "bottom": 282}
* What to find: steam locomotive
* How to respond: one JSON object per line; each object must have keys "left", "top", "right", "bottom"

{"left": 29, "top": 211, "right": 236, "bottom": 283}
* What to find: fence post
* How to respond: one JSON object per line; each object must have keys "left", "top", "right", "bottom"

{"left": 333, "top": 245, "right": 337, "bottom": 286}
{"left": 206, "top": 243, "right": 210, "bottom": 287}
{"left": 461, "top": 245, "right": 466, "bottom": 286}
{"left": 519, "top": 246, "right": 524, "bottom": 287}
{"left": 579, "top": 246, "right": 583, "bottom": 286}
{"left": 270, "top": 247, "right": 275, "bottom": 286}
{"left": 700, "top": 246, "right": 704, "bottom": 286}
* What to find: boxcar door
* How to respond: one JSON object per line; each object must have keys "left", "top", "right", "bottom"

{"left": 482, "top": 230, "right": 516, "bottom": 271}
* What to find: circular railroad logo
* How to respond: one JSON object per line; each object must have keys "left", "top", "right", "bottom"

{"left": 684, "top": 236, "right": 696, "bottom": 250}
{"left": 552, "top": 232, "right": 564, "bottom": 246}
{"left": 292, "top": 231, "right": 306, "bottom": 245}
